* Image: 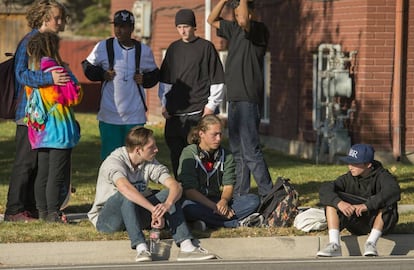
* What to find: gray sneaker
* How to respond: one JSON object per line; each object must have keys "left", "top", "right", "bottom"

{"left": 363, "top": 241, "right": 378, "bottom": 256}
{"left": 238, "top": 213, "right": 264, "bottom": 227}
{"left": 135, "top": 250, "right": 152, "bottom": 262}
{"left": 317, "top": 242, "right": 342, "bottom": 257}
{"left": 177, "top": 247, "right": 216, "bottom": 261}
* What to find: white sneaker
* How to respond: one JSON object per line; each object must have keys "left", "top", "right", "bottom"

{"left": 317, "top": 242, "right": 342, "bottom": 257}
{"left": 177, "top": 247, "right": 216, "bottom": 261}
{"left": 363, "top": 241, "right": 378, "bottom": 256}
{"left": 135, "top": 250, "right": 152, "bottom": 262}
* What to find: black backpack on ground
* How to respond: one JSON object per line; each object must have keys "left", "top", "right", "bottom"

{"left": 257, "top": 177, "right": 300, "bottom": 227}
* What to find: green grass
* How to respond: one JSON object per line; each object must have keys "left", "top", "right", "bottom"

{"left": 1, "top": 113, "right": 414, "bottom": 243}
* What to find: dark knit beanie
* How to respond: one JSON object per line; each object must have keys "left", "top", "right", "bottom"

{"left": 175, "top": 9, "right": 196, "bottom": 27}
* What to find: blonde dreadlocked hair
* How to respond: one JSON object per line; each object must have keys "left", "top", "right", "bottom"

{"left": 27, "top": 31, "right": 63, "bottom": 70}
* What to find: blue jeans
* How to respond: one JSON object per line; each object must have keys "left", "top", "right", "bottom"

{"left": 96, "top": 189, "right": 193, "bottom": 249}
{"left": 228, "top": 101, "right": 273, "bottom": 197}
{"left": 181, "top": 193, "right": 260, "bottom": 228}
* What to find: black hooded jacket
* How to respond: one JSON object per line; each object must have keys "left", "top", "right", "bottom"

{"left": 319, "top": 160, "right": 401, "bottom": 211}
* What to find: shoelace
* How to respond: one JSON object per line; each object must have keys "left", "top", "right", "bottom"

{"left": 329, "top": 243, "right": 339, "bottom": 250}
{"left": 196, "top": 247, "right": 209, "bottom": 254}
{"left": 365, "top": 242, "right": 376, "bottom": 249}
{"left": 138, "top": 250, "right": 151, "bottom": 256}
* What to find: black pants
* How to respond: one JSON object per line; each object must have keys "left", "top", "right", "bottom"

{"left": 164, "top": 113, "right": 202, "bottom": 177}
{"left": 337, "top": 192, "right": 399, "bottom": 235}
{"left": 34, "top": 148, "right": 72, "bottom": 215}
{"left": 5, "top": 125, "right": 37, "bottom": 215}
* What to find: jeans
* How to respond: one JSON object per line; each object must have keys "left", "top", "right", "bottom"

{"left": 182, "top": 193, "right": 260, "bottom": 228}
{"left": 228, "top": 101, "right": 273, "bottom": 197}
{"left": 96, "top": 189, "right": 193, "bottom": 249}
{"left": 34, "top": 148, "right": 72, "bottom": 215}
{"left": 5, "top": 125, "right": 37, "bottom": 215}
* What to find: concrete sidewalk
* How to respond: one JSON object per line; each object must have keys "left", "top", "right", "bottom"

{"left": 1, "top": 204, "right": 413, "bottom": 267}
{"left": 1, "top": 234, "right": 414, "bottom": 267}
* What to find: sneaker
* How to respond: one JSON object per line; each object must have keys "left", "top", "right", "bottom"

{"left": 177, "top": 247, "right": 216, "bottom": 261}
{"left": 135, "top": 250, "right": 152, "bottom": 262}
{"left": 28, "top": 209, "right": 39, "bottom": 219}
{"left": 363, "top": 241, "right": 378, "bottom": 257}
{"left": 4, "top": 211, "right": 37, "bottom": 222}
{"left": 46, "top": 212, "right": 67, "bottom": 223}
{"left": 317, "top": 242, "right": 342, "bottom": 257}
{"left": 190, "top": 220, "right": 207, "bottom": 232}
{"left": 238, "top": 213, "right": 264, "bottom": 227}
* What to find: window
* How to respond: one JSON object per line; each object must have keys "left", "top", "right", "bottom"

{"left": 262, "top": 51, "right": 271, "bottom": 123}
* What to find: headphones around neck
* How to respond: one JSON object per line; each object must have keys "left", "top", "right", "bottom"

{"left": 198, "top": 146, "right": 221, "bottom": 162}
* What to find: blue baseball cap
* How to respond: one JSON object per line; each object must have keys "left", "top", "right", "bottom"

{"left": 339, "top": 144, "right": 375, "bottom": 164}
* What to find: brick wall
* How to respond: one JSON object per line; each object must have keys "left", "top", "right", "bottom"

{"left": 406, "top": 0, "right": 414, "bottom": 157}
{"left": 255, "top": 0, "right": 413, "bottom": 159}
{"left": 354, "top": 0, "right": 396, "bottom": 151}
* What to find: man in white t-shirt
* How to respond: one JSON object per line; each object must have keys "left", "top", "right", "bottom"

{"left": 84, "top": 10, "right": 159, "bottom": 160}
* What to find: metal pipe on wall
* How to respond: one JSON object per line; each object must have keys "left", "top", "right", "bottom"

{"left": 313, "top": 43, "right": 354, "bottom": 163}
{"left": 312, "top": 54, "right": 318, "bottom": 131}
{"left": 392, "top": 0, "right": 404, "bottom": 160}
{"left": 205, "top": 0, "right": 211, "bottom": 41}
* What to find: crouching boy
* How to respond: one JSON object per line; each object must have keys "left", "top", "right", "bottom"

{"left": 317, "top": 144, "right": 400, "bottom": 257}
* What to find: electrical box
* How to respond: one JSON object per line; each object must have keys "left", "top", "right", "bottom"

{"left": 132, "top": 0, "right": 152, "bottom": 39}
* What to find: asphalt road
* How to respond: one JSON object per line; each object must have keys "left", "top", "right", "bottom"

{"left": 3, "top": 257, "right": 414, "bottom": 270}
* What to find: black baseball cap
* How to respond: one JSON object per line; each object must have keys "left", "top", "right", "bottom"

{"left": 111, "top": 10, "right": 135, "bottom": 25}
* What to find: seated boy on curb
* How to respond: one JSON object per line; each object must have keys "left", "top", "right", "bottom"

{"left": 88, "top": 126, "right": 216, "bottom": 262}
{"left": 317, "top": 144, "right": 400, "bottom": 257}
{"left": 177, "top": 115, "right": 260, "bottom": 230}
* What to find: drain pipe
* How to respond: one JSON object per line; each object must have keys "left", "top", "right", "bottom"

{"left": 392, "top": 0, "right": 404, "bottom": 160}
{"left": 313, "top": 54, "right": 320, "bottom": 164}
{"left": 205, "top": 0, "right": 211, "bottom": 41}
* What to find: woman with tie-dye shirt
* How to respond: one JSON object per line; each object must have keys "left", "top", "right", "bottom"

{"left": 25, "top": 31, "right": 82, "bottom": 222}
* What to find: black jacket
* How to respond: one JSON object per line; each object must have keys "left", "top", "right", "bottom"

{"left": 319, "top": 160, "right": 401, "bottom": 211}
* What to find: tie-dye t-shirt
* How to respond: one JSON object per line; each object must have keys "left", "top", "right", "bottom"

{"left": 25, "top": 57, "right": 83, "bottom": 149}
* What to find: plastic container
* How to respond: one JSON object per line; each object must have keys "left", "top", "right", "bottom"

{"left": 149, "top": 228, "right": 160, "bottom": 253}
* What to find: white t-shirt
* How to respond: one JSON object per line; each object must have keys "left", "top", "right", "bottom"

{"left": 86, "top": 38, "right": 158, "bottom": 125}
